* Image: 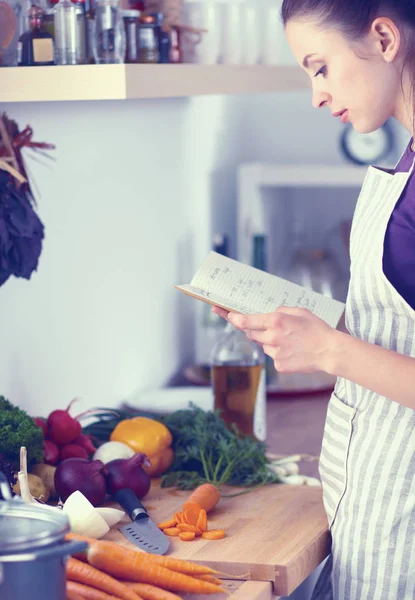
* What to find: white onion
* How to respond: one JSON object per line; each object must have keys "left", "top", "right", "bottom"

{"left": 63, "top": 490, "right": 109, "bottom": 539}
{"left": 93, "top": 441, "right": 135, "bottom": 464}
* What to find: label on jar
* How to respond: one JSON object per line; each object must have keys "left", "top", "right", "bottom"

{"left": 33, "top": 38, "right": 54, "bottom": 63}
{"left": 139, "top": 27, "right": 155, "bottom": 49}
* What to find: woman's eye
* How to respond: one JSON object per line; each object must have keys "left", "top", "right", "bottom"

{"left": 314, "top": 65, "right": 327, "bottom": 78}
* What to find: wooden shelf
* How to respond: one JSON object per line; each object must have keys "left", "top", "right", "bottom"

{"left": 0, "top": 64, "right": 309, "bottom": 103}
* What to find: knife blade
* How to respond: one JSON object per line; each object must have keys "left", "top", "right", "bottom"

{"left": 115, "top": 488, "right": 170, "bottom": 555}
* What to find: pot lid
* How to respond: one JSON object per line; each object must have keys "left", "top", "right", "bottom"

{"left": 0, "top": 500, "right": 70, "bottom": 555}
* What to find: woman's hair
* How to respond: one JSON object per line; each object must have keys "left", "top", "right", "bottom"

{"left": 281, "top": 0, "right": 415, "bottom": 114}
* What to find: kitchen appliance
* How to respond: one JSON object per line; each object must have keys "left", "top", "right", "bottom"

{"left": 115, "top": 488, "right": 170, "bottom": 555}
{"left": 0, "top": 473, "right": 87, "bottom": 600}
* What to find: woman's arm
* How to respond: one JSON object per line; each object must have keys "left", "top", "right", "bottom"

{"left": 214, "top": 306, "right": 415, "bottom": 412}
{"left": 327, "top": 330, "right": 415, "bottom": 410}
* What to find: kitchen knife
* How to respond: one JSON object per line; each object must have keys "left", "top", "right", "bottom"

{"left": 115, "top": 488, "right": 170, "bottom": 555}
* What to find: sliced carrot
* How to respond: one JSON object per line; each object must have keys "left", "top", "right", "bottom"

{"left": 157, "top": 518, "right": 177, "bottom": 530}
{"left": 201, "top": 530, "right": 226, "bottom": 540}
{"left": 163, "top": 527, "right": 180, "bottom": 536}
{"left": 87, "top": 542, "right": 226, "bottom": 595}
{"left": 67, "top": 580, "right": 126, "bottom": 600}
{"left": 67, "top": 558, "right": 141, "bottom": 600}
{"left": 174, "top": 512, "right": 183, "bottom": 524}
{"left": 196, "top": 509, "right": 208, "bottom": 533}
{"left": 183, "top": 506, "right": 200, "bottom": 527}
{"left": 178, "top": 531, "right": 196, "bottom": 542}
{"left": 124, "top": 583, "right": 182, "bottom": 600}
{"left": 176, "top": 524, "right": 202, "bottom": 536}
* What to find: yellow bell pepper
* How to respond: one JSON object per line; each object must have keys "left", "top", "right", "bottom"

{"left": 110, "top": 417, "right": 174, "bottom": 477}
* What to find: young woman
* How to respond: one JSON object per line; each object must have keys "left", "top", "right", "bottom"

{"left": 214, "top": 1, "right": 415, "bottom": 598}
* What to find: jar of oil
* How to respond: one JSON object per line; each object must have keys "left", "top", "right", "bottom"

{"left": 210, "top": 322, "right": 266, "bottom": 442}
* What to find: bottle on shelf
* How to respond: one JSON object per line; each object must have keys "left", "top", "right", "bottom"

{"left": 18, "top": 4, "right": 55, "bottom": 66}
{"left": 92, "top": 0, "right": 125, "bottom": 64}
{"left": 211, "top": 322, "right": 266, "bottom": 442}
{"left": 53, "top": 0, "right": 78, "bottom": 64}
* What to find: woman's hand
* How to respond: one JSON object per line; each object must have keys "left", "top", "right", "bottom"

{"left": 212, "top": 305, "right": 337, "bottom": 374}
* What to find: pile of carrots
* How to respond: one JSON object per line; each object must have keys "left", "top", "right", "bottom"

{"left": 65, "top": 533, "right": 228, "bottom": 600}
{"left": 158, "top": 483, "right": 225, "bottom": 542}
{"left": 65, "top": 483, "right": 227, "bottom": 599}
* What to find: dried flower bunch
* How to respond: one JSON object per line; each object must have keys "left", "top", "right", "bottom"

{"left": 0, "top": 113, "right": 55, "bottom": 287}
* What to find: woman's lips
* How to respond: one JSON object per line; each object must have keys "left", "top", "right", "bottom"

{"left": 340, "top": 110, "right": 349, "bottom": 124}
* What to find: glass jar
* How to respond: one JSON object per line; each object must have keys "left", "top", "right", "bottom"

{"left": 53, "top": 0, "right": 78, "bottom": 64}
{"left": 211, "top": 323, "right": 266, "bottom": 442}
{"left": 137, "top": 14, "right": 158, "bottom": 63}
{"left": 0, "top": 0, "right": 22, "bottom": 66}
{"left": 121, "top": 8, "right": 139, "bottom": 62}
{"left": 92, "top": 0, "right": 125, "bottom": 63}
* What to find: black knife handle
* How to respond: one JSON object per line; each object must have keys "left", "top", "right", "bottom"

{"left": 114, "top": 488, "right": 148, "bottom": 521}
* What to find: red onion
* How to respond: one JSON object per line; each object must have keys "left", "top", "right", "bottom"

{"left": 54, "top": 458, "right": 107, "bottom": 506}
{"left": 105, "top": 453, "right": 151, "bottom": 499}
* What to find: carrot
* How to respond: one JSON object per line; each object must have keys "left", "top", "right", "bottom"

{"left": 201, "top": 530, "right": 226, "bottom": 540}
{"left": 87, "top": 543, "right": 225, "bottom": 595}
{"left": 157, "top": 518, "right": 177, "bottom": 530}
{"left": 67, "top": 580, "right": 126, "bottom": 600}
{"left": 67, "top": 558, "right": 142, "bottom": 600}
{"left": 163, "top": 527, "right": 180, "bottom": 536}
{"left": 176, "top": 524, "right": 202, "bottom": 536}
{"left": 196, "top": 509, "right": 208, "bottom": 533}
{"left": 182, "top": 484, "right": 220, "bottom": 514}
{"left": 178, "top": 532, "right": 196, "bottom": 541}
{"left": 76, "top": 538, "right": 218, "bottom": 576}
{"left": 125, "top": 583, "right": 183, "bottom": 600}
{"left": 183, "top": 506, "right": 200, "bottom": 527}
{"left": 174, "top": 512, "right": 183, "bottom": 524}
{"left": 66, "top": 585, "right": 86, "bottom": 600}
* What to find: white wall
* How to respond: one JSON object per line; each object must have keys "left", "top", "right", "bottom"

{"left": 0, "top": 92, "right": 406, "bottom": 417}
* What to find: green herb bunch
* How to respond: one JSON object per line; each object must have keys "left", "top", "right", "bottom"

{"left": 0, "top": 396, "right": 44, "bottom": 473}
{"left": 159, "top": 404, "right": 280, "bottom": 491}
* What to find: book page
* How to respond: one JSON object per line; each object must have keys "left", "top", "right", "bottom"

{"left": 176, "top": 251, "right": 345, "bottom": 329}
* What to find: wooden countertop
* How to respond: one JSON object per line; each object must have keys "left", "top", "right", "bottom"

{"left": 105, "top": 479, "right": 331, "bottom": 599}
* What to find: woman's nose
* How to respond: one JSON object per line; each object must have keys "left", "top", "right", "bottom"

{"left": 312, "top": 88, "right": 331, "bottom": 109}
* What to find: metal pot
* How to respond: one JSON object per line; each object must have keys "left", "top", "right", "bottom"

{"left": 0, "top": 473, "right": 87, "bottom": 600}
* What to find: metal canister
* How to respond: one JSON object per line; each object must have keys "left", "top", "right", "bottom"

{"left": 0, "top": 474, "right": 87, "bottom": 600}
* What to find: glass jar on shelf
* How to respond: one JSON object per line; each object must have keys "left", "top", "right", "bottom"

{"left": 53, "top": 0, "right": 78, "bottom": 64}
{"left": 18, "top": 4, "right": 54, "bottom": 65}
{"left": 137, "top": 13, "right": 158, "bottom": 63}
{"left": 92, "top": 0, "right": 125, "bottom": 63}
{"left": 121, "top": 8, "right": 139, "bottom": 62}
{"left": 0, "top": 0, "right": 23, "bottom": 66}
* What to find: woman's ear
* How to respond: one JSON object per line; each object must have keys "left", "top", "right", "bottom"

{"left": 371, "top": 17, "right": 401, "bottom": 63}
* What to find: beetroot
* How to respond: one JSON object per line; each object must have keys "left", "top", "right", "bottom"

{"left": 59, "top": 444, "right": 89, "bottom": 461}
{"left": 33, "top": 417, "right": 47, "bottom": 437}
{"left": 47, "top": 399, "right": 81, "bottom": 446}
{"left": 72, "top": 434, "right": 96, "bottom": 456}
{"left": 44, "top": 439, "right": 59, "bottom": 466}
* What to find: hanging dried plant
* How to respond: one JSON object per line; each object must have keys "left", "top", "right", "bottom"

{"left": 0, "top": 113, "right": 55, "bottom": 287}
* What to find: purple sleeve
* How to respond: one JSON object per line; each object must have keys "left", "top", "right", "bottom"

{"left": 383, "top": 144, "right": 415, "bottom": 311}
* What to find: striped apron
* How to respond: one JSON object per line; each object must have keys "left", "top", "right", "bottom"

{"left": 311, "top": 160, "right": 415, "bottom": 600}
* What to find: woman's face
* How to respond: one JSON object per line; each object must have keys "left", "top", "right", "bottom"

{"left": 285, "top": 19, "right": 402, "bottom": 134}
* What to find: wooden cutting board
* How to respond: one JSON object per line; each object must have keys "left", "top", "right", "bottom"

{"left": 104, "top": 481, "right": 330, "bottom": 597}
